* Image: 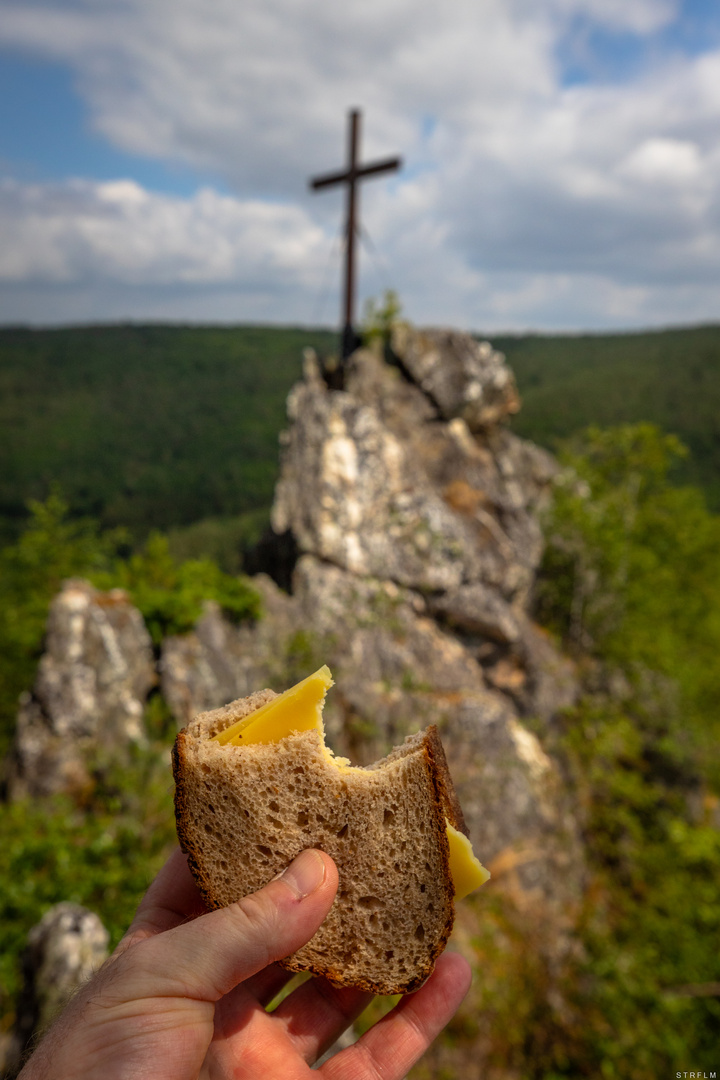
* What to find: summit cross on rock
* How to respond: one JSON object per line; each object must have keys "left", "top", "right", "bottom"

{"left": 310, "top": 108, "right": 402, "bottom": 361}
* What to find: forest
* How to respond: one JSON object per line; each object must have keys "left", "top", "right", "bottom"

{"left": 0, "top": 320, "right": 718, "bottom": 1077}
{"left": 2, "top": 321, "right": 720, "bottom": 551}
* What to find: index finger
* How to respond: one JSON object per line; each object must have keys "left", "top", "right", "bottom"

{"left": 120, "top": 846, "right": 209, "bottom": 947}
{"left": 320, "top": 951, "right": 472, "bottom": 1080}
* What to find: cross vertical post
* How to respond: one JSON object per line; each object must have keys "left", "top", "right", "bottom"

{"left": 343, "top": 109, "right": 360, "bottom": 358}
{"left": 310, "top": 108, "right": 402, "bottom": 362}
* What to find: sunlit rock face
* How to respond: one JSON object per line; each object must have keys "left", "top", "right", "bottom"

{"left": 147, "top": 328, "right": 583, "bottom": 907}
{"left": 1, "top": 903, "right": 109, "bottom": 1079}
{"left": 159, "top": 576, "right": 299, "bottom": 728}
{"left": 264, "top": 329, "right": 584, "bottom": 908}
{"left": 272, "top": 335, "right": 553, "bottom": 607}
{"left": 9, "top": 580, "right": 155, "bottom": 798}
{"left": 390, "top": 325, "right": 521, "bottom": 431}
{"left": 9, "top": 327, "right": 584, "bottom": 911}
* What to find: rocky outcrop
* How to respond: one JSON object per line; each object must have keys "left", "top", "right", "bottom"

{"left": 390, "top": 325, "right": 521, "bottom": 431}
{"left": 7, "top": 328, "right": 582, "bottom": 909}
{"left": 159, "top": 576, "right": 300, "bottom": 727}
{"left": 3, "top": 327, "right": 585, "bottom": 1080}
{"left": 206, "top": 328, "right": 581, "bottom": 905}
{"left": 1, "top": 904, "right": 109, "bottom": 1078}
{"left": 273, "top": 340, "right": 553, "bottom": 611}
{"left": 139, "top": 329, "right": 582, "bottom": 905}
{"left": 9, "top": 581, "right": 155, "bottom": 799}
{"left": 287, "top": 334, "right": 576, "bottom": 898}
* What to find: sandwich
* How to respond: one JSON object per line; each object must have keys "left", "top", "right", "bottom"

{"left": 172, "top": 665, "right": 489, "bottom": 995}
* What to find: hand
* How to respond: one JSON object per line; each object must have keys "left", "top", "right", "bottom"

{"left": 19, "top": 847, "right": 472, "bottom": 1079}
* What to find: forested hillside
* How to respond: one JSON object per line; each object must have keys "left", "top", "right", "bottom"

{"left": 1, "top": 323, "right": 719, "bottom": 1077}
{"left": 0, "top": 324, "right": 335, "bottom": 546}
{"left": 1, "top": 322, "right": 720, "bottom": 549}
{"left": 499, "top": 324, "right": 720, "bottom": 508}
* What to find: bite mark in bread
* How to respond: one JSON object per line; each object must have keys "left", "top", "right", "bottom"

{"left": 173, "top": 669, "right": 488, "bottom": 995}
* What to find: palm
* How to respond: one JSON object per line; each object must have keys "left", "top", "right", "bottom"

{"left": 136, "top": 850, "right": 469, "bottom": 1080}
{"left": 203, "top": 965, "right": 371, "bottom": 1078}
{"left": 23, "top": 849, "right": 471, "bottom": 1080}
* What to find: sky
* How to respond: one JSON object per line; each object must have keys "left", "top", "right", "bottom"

{"left": 1, "top": 0, "right": 720, "bottom": 332}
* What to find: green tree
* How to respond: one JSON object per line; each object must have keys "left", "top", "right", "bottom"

{"left": 0, "top": 743, "right": 177, "bottom": 1033}
{"left": 0, "top": 498, "right": 261, "bottom": 755}
{"left": 361, "top": 289, "right": 403, "bottom": 347}
{"left": 537, "top": 424, "right": 720, "bottom": 730}
{"left": 96, "top": 532, "right": 261, "bottom": 645}
{"left": 0, "top": 495, "right": 123, "bottom": 754}
{"left": 531, "top": 424, "right": 720, "bottom": 1075}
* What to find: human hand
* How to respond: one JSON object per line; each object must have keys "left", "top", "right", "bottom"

{"left": 19, "top": 846, "right": 472, "bottom": 1079}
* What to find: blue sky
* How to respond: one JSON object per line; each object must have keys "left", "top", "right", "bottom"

{"left": 0, "top": 51, "right": 225, "bottom": 195}
{"left": 557, "top": 0, "right": 720, "bottom": 85}
{"left": 1, "top": 0, "right": 720, "bottom": 331}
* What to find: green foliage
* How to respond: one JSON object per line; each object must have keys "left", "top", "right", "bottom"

{"left": 96, "top": 532, "right": 261, "bottom": 645}
{"left": 495, "top": 324, "right": 720, "bottom": 510}
{"left": 0, "top": 495, "right": 123, "bottom": 755}
{"left": 4, "top": 322, "right": 720, "bottom": 551}
{"left": 165, "top": 508, "right": 271, "bottom": 574}
{"left": 0, "top": 323, "right": 336, "bottom": 545}
{"left": 0, "top": 499, "right": 261, "bottom": 1035}
{"left": 536, "top": 423, "right": 720, "bottom": 766}
{"left": 361, "top": 289, "right": 403, "bottom": 347}
{"left": 560, "top": 700, "right": 720, "bottom": 1074}
{"left": 527, "top": 423, "right": 720, "bottom": 1075}
{"left": 0, "top": 499, "right": 261, "bottom": 753}
{"left": 0, "top": 740, "right": 176, "bottom": 1028}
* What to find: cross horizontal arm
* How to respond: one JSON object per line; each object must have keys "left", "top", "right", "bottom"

{"left": 310, "top": 155, "right": 402, "bottom": 191}
{"left": 356, "top": 155, "right": 402, "bottom": 181}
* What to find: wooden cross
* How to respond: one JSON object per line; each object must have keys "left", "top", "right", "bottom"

{"left": 310, "top": 108, "right": 402, "bottom": 360}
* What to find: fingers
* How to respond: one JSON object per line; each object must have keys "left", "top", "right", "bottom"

{"left": 320, "top": 951, "right": 472, "bottom": 1080}
{"left": 119, "top": 847, "right": 208, "bottom": 948}
{"left": 272, "top": 976, "right": 373, "bottom": 1063}
{"left": 118, "top": 849, "right": 339, "bottom": 1004}
{"left": 243, "top": 963, "right": 297, "bottom": 1008}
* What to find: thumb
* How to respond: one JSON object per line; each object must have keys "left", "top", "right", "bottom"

{"left": 119, "top": 849, "right": 338, "bottom": 1003}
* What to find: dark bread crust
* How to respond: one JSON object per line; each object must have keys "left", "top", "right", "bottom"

{"left": 423, "top": 725, "right": 469, "bottom": 837}
{"left": 173, "top": 730, "right": 221, "bottom": 912}
{"left": 172, "top": 697, "right": 466, "bottom": 995}
{"left": 174, "top": 687, "right": 281, "bottom": 908}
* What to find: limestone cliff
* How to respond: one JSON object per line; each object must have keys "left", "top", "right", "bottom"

{"left": 163, "top": 327, "right": 584, "bottom": 910}
{"left": 10, "top": 329, "right": 584, "bottom": 904}
{"left": 5, "top": 326, "right": 587, "bottom": 1075}
{"left": 9, "top": 580, "right": 155, "bottom": 799}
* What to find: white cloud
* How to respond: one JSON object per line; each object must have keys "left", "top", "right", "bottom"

{"left": 0, "top": 178, "right": 328, "bottom": 286}
{"left": 1, "top": 0, "right": 720, "bottom": 329}
{"left": 619, "top": 137, "right": 703, "bottom": 184}
{"left": 546, "top": 0, "right": 677, "bottom": 34}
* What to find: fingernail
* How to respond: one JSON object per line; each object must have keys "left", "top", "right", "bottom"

{"left": 280, "top": 849, "right": 326, "bottom": 899}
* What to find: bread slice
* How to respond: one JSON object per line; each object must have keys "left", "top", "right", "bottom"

{"left": 173, "top": 686, "right": 472, "bottom": 995}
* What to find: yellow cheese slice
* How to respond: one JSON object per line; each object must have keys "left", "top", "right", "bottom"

{"left": 214, "top": 665, "right": 333, "bottom": 746}
{"left": 446, "top": 821, "right": 491, "bottom": 900}
{"left": 213, "top": 665, "right": 490, "bottom": 899}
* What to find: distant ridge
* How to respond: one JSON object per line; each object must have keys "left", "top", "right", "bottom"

{"left": 0, "top": 323, "right": 335, "bottom": 545}
{"left": 1, "top": 321, "right": 718, "bottom": 549}
{"left": 495, "top": 324, "right": 720, "bottom": 510}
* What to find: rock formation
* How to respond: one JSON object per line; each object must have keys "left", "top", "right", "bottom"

{"left": 9, "top": 580, "right": 155, "bottom": 799}
{"left": 1, "top": 903, "right": 109, "bottom": 1078}
{"left": 266, "top": 328, "right": 582, "bottom": 905}
{"left": 155, "top": 327, "right": 583, "bottom": 907}
{"left": 10, "top": 328, "right": 582, "bottom": 903}
{"left": 5, "top": 326, "right": 586, "bottom": 1075}
{"left": 159, "top": 578, "right": 298, "bottom": 728}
